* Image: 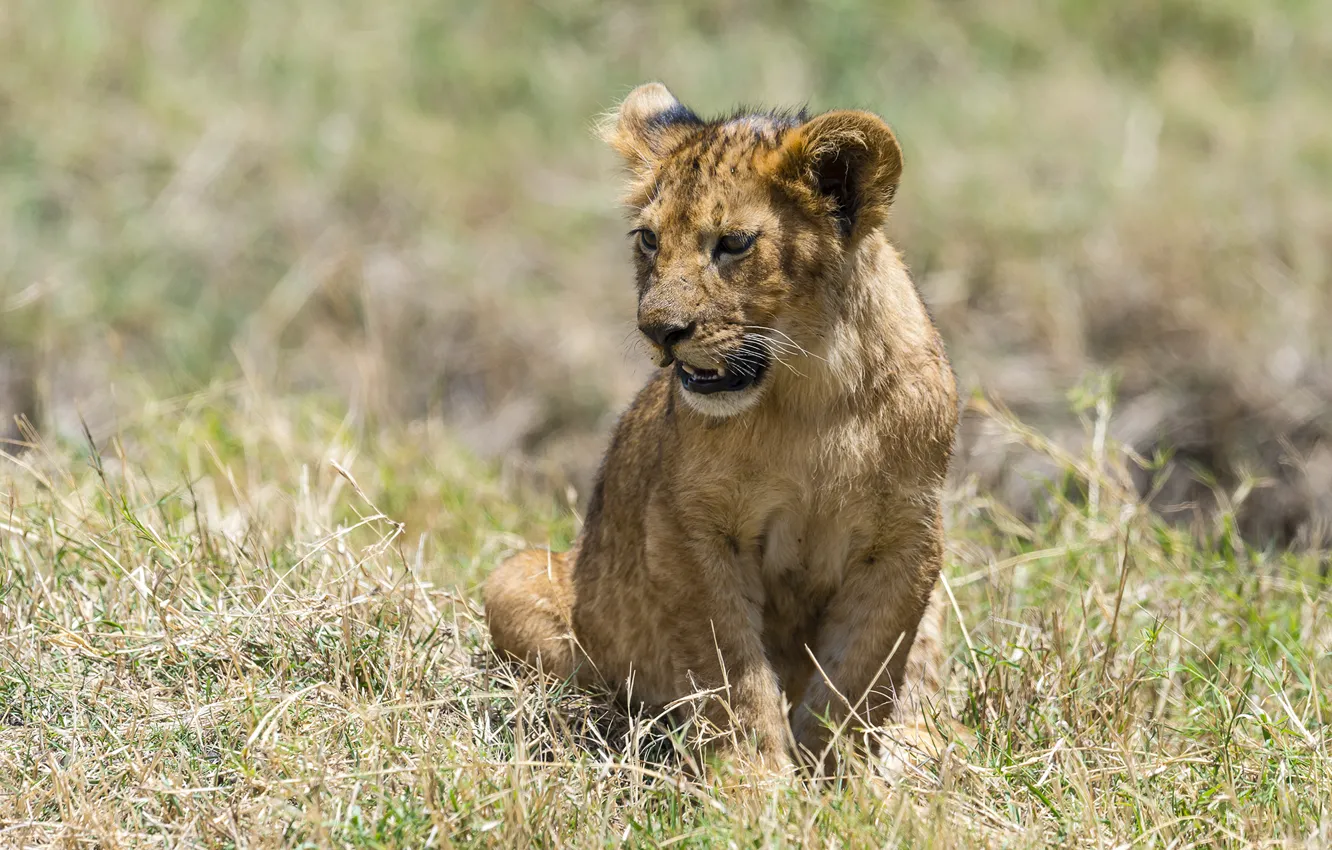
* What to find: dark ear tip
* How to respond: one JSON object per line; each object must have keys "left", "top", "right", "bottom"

{"left": 601, "top": 83, "right": 700, "bottom": 171}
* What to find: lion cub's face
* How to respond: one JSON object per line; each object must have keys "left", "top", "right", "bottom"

{"left": 604, "top": 83, "right": 904, "bottom": 417}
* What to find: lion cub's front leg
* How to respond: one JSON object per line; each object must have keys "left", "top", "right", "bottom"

{"left": 790, "top": 526, "right": 944, "bottom": 764}
{"left": 646, "top": 503, "right": 790, "bottom": 768}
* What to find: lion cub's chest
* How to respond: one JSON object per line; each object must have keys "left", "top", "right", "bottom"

{"left": 683, "top": 423, "right": 878, "bottom": 583}
{"left": 676, "top": 409, "right": 883, "bottom": 587}
{"left": 757, "top": 505, "right": 861, "bottom": 588}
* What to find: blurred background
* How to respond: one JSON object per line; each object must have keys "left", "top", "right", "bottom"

{"left": 2, "top": 0, "right": 1330, "bottom": 550}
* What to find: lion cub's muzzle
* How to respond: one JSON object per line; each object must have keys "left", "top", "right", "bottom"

{"left": 639, "top": 314, "right": 773, "bottom": 396}
{"left": 672, "top": 336, "right": 773, "bottom": 396}
{"left": 675, "top": 354, "right": 769, "bottom": 394}
{"left": 637, "top": 318, "right": 695, "bottom": 359}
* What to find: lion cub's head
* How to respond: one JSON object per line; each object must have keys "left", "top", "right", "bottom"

{"left": 603, "top": 82, "right": 904, "bottom": 417}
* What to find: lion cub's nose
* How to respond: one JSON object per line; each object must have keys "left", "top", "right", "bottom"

{"left": 639, "top": 320, "right": 695, "bottom": 350}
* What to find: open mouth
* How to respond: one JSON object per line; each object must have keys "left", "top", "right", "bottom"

{"left": 674, "top": 343, "right": 771, "bottom": 395}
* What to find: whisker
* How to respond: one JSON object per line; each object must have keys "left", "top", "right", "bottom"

{"left": 735, "top": 332, "right": 807, "bottom": 379}
{"left": 758, "top": 336, "right": 814, "bottom": 360}
{"left": 769, "top": 352, "right": 806, "bottom": 378}
{"left": 742, "top": 332, "right": 796, "bottom": 352}
{"left": 742, "top": 325, "right": 827, "bottom": 363}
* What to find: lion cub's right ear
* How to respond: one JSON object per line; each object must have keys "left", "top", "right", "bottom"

{"left": 600, "top": 82, "right": 702, "bottom": 178}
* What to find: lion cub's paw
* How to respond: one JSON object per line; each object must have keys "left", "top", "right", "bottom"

{"left": 873, "top": 716, "right": 974, "bottom": 785}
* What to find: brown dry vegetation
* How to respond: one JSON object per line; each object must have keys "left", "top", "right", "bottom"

{"left": 2, "top": 390, "right": 1330, "bottom": 847}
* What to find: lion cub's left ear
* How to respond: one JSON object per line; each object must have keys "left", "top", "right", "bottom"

{"left": 775, "top": 110, "right": 903, "bottom": 240}
{"left": 600, "top": 82, "right": 702, "bottom": 179}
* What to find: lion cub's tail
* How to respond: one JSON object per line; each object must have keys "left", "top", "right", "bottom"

{"left": 483, "top": 548, "right": 578, "bottom": 680}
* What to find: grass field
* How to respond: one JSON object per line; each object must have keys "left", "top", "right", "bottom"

{"left": 2, "top": 0, "right": 1331, "bottom": 846}
{"left": 2, "top": 388, "right": 1329, "bottom": 847}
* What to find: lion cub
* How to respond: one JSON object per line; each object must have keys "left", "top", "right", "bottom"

{"left": 485, "top": 83, "right": 958, "bottom": 768}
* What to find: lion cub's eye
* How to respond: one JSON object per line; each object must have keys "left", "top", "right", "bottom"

{"left": 716, "top": 232, "right": 756, "bottom": 256}
{"left": 634, "top": 228, "right": 659, "bottom": 254}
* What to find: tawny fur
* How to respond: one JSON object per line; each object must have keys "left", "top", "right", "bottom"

{"left": 485, "top": 83, "right": 958, "bottom": 768}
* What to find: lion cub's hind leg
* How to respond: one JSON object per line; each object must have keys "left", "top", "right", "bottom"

{"left": 483, "top": 548, "right": 578, "bottom": 680}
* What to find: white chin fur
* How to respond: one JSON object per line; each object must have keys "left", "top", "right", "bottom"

{"left": 677, "top": 382, "right": 766, "bottom": 418}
